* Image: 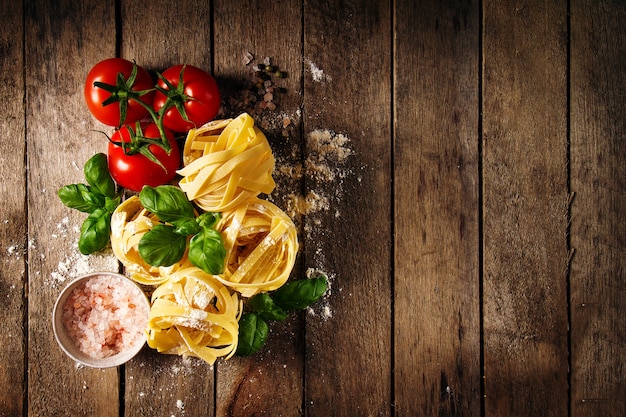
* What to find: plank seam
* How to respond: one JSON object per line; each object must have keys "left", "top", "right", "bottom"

{"left": 21, "top": 1, "right": 29, "bottom": 416}
{"left": 389, "top": 0, "right": 396, "bottom": 414}
{"left": 299, "top": 1, "right": 307, "bottom": 414}
{"left": 478, "top": 0, "right": 486, "bottom": 416}
{"left": 566, "top": 1, "right": 573, "bottom": 415}
{"left": 113, "top": 2, "right": 127, "bottom": 416}
{"left": 115, "top": 0, "right": 121, "bottom": 58}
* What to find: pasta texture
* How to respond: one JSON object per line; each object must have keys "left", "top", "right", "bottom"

{"left": 147, "top": 267, "right": 242, "bottom": 364}
{"left": 216, "top": 198, "right": 299, "bottom": 298}
{"left": 177, "top": 113, "right": 276, "bottom": 212}
{"left": 110, "top": 196, "right": 192, "bottom": 286}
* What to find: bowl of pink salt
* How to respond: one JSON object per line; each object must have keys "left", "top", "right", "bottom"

{"left": 52, "top": 272, "right": 150, "bottom": 368}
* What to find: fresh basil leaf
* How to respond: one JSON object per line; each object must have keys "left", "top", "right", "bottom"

{"left": 58, "top": 184, "right": 105, "bottom": 213}
{"left": 236, "top": 313, "right": 269, "bottom": 357}
{"left": 188, "top": 228, "right": 226, "bottom": 275}
{"left": 272, "top": 275, "right": 328, "bottom": 311}
{"left": 196, "top": 212, "right": 221, "bottom": 229}
{"left": 248, "top": 293, "right": 287, "bottom": 321}
{"left": 138, "top": 224, "right": 187, "bottom": 267}
{"left": 84, "top": 153, "right": 116, "bottom": 198}
{"left": 78, "top": 208, "right": 111, "bottom": 254}
{"left": 139, "top": 185, "right": 195, "bottom": 224}
{"left": 173, "top": 218, "right": 201, "bottom": 236}
{"left": 104, "top": 196, "right": 121, "bottom": 213}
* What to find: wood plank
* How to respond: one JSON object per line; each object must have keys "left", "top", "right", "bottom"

{"left": 120, "top": 0, "right": 213, "bottom": 71}
{"left": 119, "top": 1, "right": 217, "bottom": 416}
{"left": 302, "top": 1, "right": 393, "bottom": 415}
{"left": 570, "top": 1, "right": 626, "bottom": 416}
{"left": 211, "top": 1, "right": 305, "bottom": 416}
{"left": 0, "top": 0, "right": 26, "bottom": 414}
{"left": 394, "top": 0, "right": 481, "bottom": 415}
{"left": 25, "top": 0, "right": 120, "bottom": 415}
{"left": 482, "top": 1, "right": 569, "bottom": 416}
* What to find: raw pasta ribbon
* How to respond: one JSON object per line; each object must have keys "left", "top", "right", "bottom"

{"left": 215, "top": 198, "right": 299, "bottom": 298}
{"left": 110, "top": 196, "right": 192, "bottom": 285}
{"left": 177, "top": 113, "right": 276, "bottom": 212}
{"left": 146, "top": 267, "right": 242, "bottom": 364}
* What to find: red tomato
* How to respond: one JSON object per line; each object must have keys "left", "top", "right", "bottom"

{"left": 107, "top": 123, "right": 180, "bottom": 192}
{"left": 85, "top": 58, "right": 155, "bottom": 126}
{"left": 152, "top": 64, "right": 220, "bottom": 132}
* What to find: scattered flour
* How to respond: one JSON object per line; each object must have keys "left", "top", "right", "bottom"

{"left": 304, "top": 268, "right": 334, "bottom": 321}
{"left": 49, "top": 249, "right": 119, "bottom": 288}
{"left": 47, "top": 217, "right": 119, "bottom": 288}
{"left": 277, "top": 128, "right": 354, "bottom": 220}
{"left": 308, "top": 61, "right": 331, "bottom": 83}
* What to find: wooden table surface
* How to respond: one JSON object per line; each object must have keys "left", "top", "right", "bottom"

{"left": 2, "top": 0, "right": 624, "bottom": 416}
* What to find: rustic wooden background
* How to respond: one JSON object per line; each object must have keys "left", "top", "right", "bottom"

{"left": 1, "top": 0, "right": 624, "bottom": 416}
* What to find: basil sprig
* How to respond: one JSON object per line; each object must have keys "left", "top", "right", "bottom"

{"left": 57, "top": 153, "right": 120, "bottom": 255}
{"left": 137, "top": 185, "right": 226, "bottom": 275}
{"left": 236, "top": 274, "right": 328, "bottom": 357}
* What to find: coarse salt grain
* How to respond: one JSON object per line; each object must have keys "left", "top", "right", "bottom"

{"left": 62, "top": 275, "right": 148, "bottom": 359}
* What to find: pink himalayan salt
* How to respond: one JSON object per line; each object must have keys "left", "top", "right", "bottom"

{"left": 62, "top": 275, "right": 148, "bottom": 359}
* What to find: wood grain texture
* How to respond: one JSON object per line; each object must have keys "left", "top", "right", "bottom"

{"left": 303, "top": 0, "right": 393, "bottom": 415}
{"left": 121, "top": 0, "right": 213, "bottom": 71}
{"left": 0, "top": 0, "right": 26, "bottom": 415}
{"left": 212, "top": 1, "right": 306, "bottom": 416}
{"left": 394, "top": 0, "right": 481, "bottom": 415}
{"left": 482, "top": 1, "right": 569, "bottom": 416}
{"left": 25, "top": 0, "right": 120, "bottom": 415}
{"left": 570, "top": 1, "right": 626, "bottom": 416}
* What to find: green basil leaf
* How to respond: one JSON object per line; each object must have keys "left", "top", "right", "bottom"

{"left": 173, "top": 218, "right": 201, "bottom": 236}
{"left": 139, "top": 185, "right": 195, "bottom": 224}
{"left": 196, "top": 212, "right": 221, "bottom": 229}
{"left": 248, "top": 293, "right": 287, "bottom": 321}
{"left": 272, "top": 275, "right": 328, "bottom": 311}
{"left": 138, "top": 224, "right": 187, "bottom": 266}
{"left": 84, "top": 153, "right": 116, "bottom": 198}
{"left": 236, "top": 313, "right": 269, "bottom": 357}
{"left": 188, "top": 228, "right": 226, "bottom": 275}
{"left": 58, "top": 184, "right": 105, "bottom": 213}
{"left": 104, "top": 196, "right": 121, "bottom": 213}
{"left": 78, "top": 209, "right": 111, "bottom": 254}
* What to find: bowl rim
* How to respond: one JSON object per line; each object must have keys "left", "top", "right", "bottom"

{"left": 52, "top": 271, "right": 149, "bottom": 368}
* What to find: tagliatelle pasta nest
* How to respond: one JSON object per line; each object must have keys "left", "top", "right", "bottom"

{"left": 146, "top": 267, "right": 242, "bottom": 364}
{"left": 110, "top": 196, "right": 193, "bottom": 285}
{"left": 177, "top": 113, "right": 276, "bottom": 212}
{"left": 215, "top": 197, "right": 299, "bottom": 298}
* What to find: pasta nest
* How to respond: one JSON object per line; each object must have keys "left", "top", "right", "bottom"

{"left": 146, "top": 267, "right": 242, "bottom": 365}
{"left": 110, "top": 196, "right": 193, "bottom": 286}
{"left": 177, "top": 113, "right": 276, "bottom": 212}
{"left": 215, "top": 197, "right": 299, "bottom": 298}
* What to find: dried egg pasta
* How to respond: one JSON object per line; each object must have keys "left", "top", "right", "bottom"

{"left": 146, "top": 267, "right": 242, "bottom": 364}
{"left": 215, "top": 198, "right": 298, "bottom": 298}
{"left": 177, "top": 113, "right": 276, "bottom": 212}
{"left": 110, "top": 196, "right": 192, "bottom": 285}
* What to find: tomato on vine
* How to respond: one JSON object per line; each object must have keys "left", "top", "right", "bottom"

{"left": 152, "top": 64, "right": 221, "bottom": 133}
{"left": 107, "top": 123, "right": 180, "bottom": 192}
{"left": 84, "top": 58, "right": 155, "bottom": 127}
